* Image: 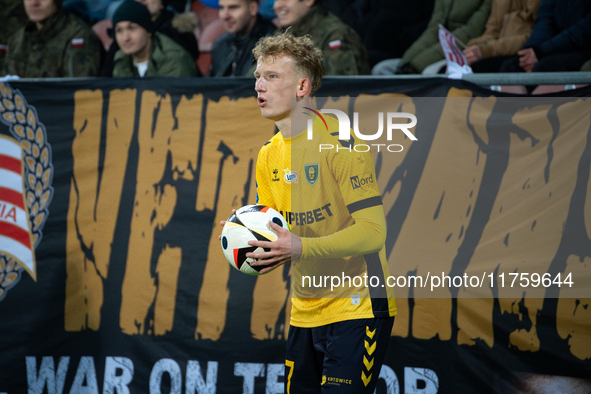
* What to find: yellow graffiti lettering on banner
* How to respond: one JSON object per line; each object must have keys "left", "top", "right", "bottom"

{"left": 120, "top": 91, "right": 203, "bottom": 335}
{"left": 66, "top": 89, "right": 136, "bottom": 331}
{"left": 195, "top": 96, "right": 277, "bottom": 341}
{"left": 388, "top": 89, "right": 484, "bottom": 341}
{"left": 460, "top": 99, "right": 589, "bottom": 351}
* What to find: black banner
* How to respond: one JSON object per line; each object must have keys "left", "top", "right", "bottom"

{"left": 0, "top": 77, "right": 590, "bottom": 394}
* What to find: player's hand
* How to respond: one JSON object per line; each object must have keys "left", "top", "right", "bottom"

{"left": 463, "top": 45, "right": 481, "bottom": 66}
{"left": 218, "top": 209, "right": 236, "bottom": 240}
{"left": 247, "top": 221, "right": 302, "bottom": 274}
{"left": 518, "top": 48, "right": 538, "bottom": 73}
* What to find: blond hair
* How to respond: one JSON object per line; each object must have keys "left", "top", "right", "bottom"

{"left": 253, "top": 30, "right": 324, "bottom": 95}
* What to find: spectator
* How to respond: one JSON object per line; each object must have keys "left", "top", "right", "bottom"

{"left": 211, "top": 0, "right": 275, "bottom": 76}
{"left": 362, "top": 0, "right": 435, "bottom": 68}
{"left": 2, "top": 0, "right": 102, "bottom": 78}
{"left": 499, "top": 0, "right": 591, "bottom": 74}
{"left": 273, "top": 0, "right": 370, "bottom": 75}
{"left": 372, "top": 0, "right": 492, "bottom": 75}
{"left": 0, "top": 0, "right": 28, "bottom": 70}
{"left": 463, "top": 0, "right": 541, "bottom": 72}
{"left": 101, "top": 0, "right": 200, "bottom": 76}
{"left": 111, "top": 0, "right": 199, "bottom": 77}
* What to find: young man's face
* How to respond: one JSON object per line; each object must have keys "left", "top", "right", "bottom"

{"left": 273, "top": 0, "right": 314, "bottom": 28}
{"left": 219, "top": 0, "right": 258, "bottom": 36}
{"left": 115, "top": 21, "right": 152, "bottom": 60}
{"left": 254, "top": 55, "right": 305, "bottom": 123}
{"left": 134, "top": 0, "right": 163, "bottom": 18}
{"left": 24, "top": 0, "right": 58, "bottom": 24}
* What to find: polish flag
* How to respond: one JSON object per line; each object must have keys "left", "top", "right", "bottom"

{"left": 0, "top": 136, "right": 36, "bottom": 280}
{"left": 71, "top": 38, "right": 85, "bottom": 47}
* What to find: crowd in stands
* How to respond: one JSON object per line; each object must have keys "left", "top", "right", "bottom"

{"left": 1, "top": 0, "right": 590, "bottom": 92}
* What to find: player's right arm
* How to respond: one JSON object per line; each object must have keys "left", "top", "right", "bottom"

{"left": 220, "top": 146, "right": 272, "bottom": 235}
{"left": 255, "top": 144, "right": 274, "bottom": 207}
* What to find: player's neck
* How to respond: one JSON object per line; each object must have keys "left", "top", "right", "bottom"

{"left": 276, "top": 116, "right": 292, "bottom": 138}
{"left": 277, "top": 119, "right": 307, "bottom": 139}
{"left": 279, "top": 97, "right": 313, "bottom": 139}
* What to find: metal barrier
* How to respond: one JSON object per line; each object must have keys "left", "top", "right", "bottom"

{"left": 362, "top": 71, "right": 591, "bottom": 86}
{"left": 5, "top": 72, "right": 591, "bottom": 88}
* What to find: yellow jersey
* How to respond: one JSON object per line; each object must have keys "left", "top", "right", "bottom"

{"left": 256, "top": 115, "right": 397, "bottom": 327}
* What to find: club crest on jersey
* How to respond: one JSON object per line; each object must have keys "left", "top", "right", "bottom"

{"left": 304, "top": 164, "right": 319, "bottom": 186}
{"left": 283, "top": 168, "right": 298, "bottom": 184}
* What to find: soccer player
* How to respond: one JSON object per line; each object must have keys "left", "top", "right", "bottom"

{"left": 222, "top": 31, "right": 396, "bottom": 393}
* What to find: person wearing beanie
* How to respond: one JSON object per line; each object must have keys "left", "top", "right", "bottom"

{"left": 100, "top": 0, "right": 200, "bottom": 76}
{"left": 1, "top": 0, "right": 102, "bottom": 77}
{"left": 111, "top": 0, "right": 198, "bottom": 77}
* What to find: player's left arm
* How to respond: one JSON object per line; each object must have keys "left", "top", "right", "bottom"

{"left": 300, "top": 145, "right": 387, "bottom": 259}
{"left": 300, "top": 204, "right": 385, "bottom": 259}
{"left": 246, "top": 204, "right": 385, "bottom": 273}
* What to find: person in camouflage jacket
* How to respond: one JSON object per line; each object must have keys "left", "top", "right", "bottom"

{"left": 3, "top": 0, "right": 102, "bottom": 78}
{"left": 274, "top": 0, "right": 370, "bottom": 75}
{"left": 0, "top": 0, "right": 28, "bottom": 70}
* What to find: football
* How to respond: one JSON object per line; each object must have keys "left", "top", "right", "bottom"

{"left": 220, "top": 205, "right": 290, "bottom": 275}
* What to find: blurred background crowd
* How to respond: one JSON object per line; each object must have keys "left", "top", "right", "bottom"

{"left": 1, "top": 0, "right": 590, "bottom": 84}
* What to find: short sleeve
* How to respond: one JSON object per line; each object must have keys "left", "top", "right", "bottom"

{"left": 328, "top": 149, "right": 382, "bottom": 215}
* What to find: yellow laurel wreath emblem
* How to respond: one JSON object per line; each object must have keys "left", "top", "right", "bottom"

{"left": 0, "top": 82, "right": 53, "bottom": 301}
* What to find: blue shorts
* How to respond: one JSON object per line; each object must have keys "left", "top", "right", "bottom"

{"left": 285, "top": 317, "right": 395, "bottom": 393}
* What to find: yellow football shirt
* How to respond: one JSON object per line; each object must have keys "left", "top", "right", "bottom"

{"left": 256, "top": 115, "right": 397, "bottom": 327}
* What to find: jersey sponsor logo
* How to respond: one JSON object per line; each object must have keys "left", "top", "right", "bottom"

{"left": 322, "top": 375, "right": 352, "bottom": 386}
{"left": 280, "top": 203, "right": 332, "bottom": 226}
{"left": 304, "top": 164, "right": 319, "bottom": 186}
{"left": 351, "top": 172, "right": 374, "bottom": 190}
{"left": 272, "top": 168, "right": 280, "bottom": 182}
{"left": 283, "top": 168, "right": 298, "bottom": 184}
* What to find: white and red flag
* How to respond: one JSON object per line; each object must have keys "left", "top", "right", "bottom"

{"left": 438, "top": 25, "right": 473, "bottom": 78}
{"left": 0, "top": 136, "right": 36, "bottom": 280}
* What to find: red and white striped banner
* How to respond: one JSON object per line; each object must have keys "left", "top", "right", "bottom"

{"left": 0, "top": 135, "right": 36, "bottom": 280}
{"left": 438, "top": 25, "right": 468, "bottom": 68}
